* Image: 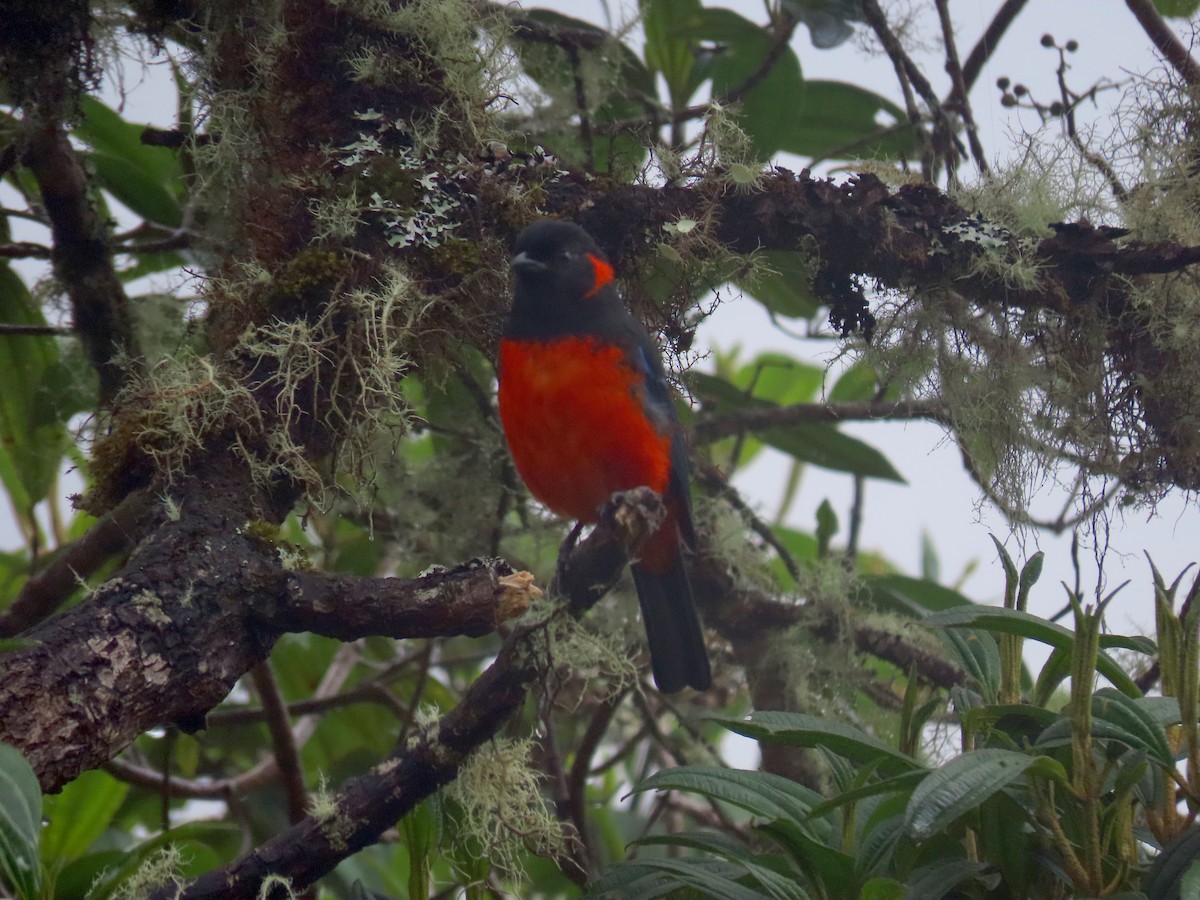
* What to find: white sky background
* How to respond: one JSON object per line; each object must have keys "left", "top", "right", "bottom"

{"left": 5, "top": 2, "right": 1199, "bottom": 660}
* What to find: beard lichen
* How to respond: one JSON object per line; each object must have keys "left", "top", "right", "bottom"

{"left": 866, "top": 73, "right": 1200, "bottom": 523}
{"left": 444, "top": 737, "right": 569, "bottom": 882}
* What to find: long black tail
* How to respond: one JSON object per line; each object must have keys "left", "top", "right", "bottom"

{"left": 631, "top": 558, "right": 711, "bottom": 692}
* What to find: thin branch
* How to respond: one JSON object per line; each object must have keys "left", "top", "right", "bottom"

{"left": 565, "top": 689, "right": 624, "bottom": 877}
{"left": 934, "top": 0, "right": 990, "bottom": 175}
{"left": 691, "top": 398, "right": 948, "bottom": 444}
{"left": 207, "top": 680, "right": 401, "bottom": 726}
{"left": 595, "top": 14, "right": 799, "bottom": 136}
{"left": 693, "top": 458, "right": 802, "bottom": 585}
{"left": 250, "top": 662, "right": 308, "bottom": 824}
{"left": 0, "top": 489, "right": 154, "bottom": 637}
{"left": 105, "top": 755, "right": 280, "bottom": 800}
{"left": 0, "top": 241, "right": 52, "bottom": 259}
{"left": 1125, "top": 0, "right": 1200, "bottom": 86}
{"left": 957, "top": 0, "right": 1029, "bottom": 98}
{"left": 859, "top": 0, "right": 938, "bottom": 176}
{"left": 845, "top": 474, "right": 865, "bottom": 562}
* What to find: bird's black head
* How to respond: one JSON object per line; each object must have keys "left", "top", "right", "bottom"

{"left": 510, "top": 220, "right": 615, "bottom": 306}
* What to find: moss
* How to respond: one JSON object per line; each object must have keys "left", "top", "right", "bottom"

{"left": 264, "top": 249, "right": 349, "bottom": 314}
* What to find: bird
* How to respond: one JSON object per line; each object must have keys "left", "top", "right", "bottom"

{"left": 496, "top": 219, "right": 711, "bottom": 692}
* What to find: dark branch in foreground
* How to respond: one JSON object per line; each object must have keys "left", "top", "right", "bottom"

{"left": 0, "top": 459, "right": 536, "bottom": 792}
{"left": 149, "top": 492, "right": 662, "bottom": 899}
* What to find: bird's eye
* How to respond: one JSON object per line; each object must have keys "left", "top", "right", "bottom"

{"left": 560, "top": 250, "right": 574, "bottom": 261}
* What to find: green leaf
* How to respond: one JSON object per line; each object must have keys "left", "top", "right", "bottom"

{"left": 924, "top": 606, "right": 1142, "bottom": 698}
{"left": 778, "top": 80, "right": 919, "bottom": 161}
{"left": 815, "top": 499, "right": 837, "bottom": 554}
{"left": 904, "top": 749, "right": 1062, "bottom": 839}
{"left": 904, "top": 858, "right": 996, "bottom": 898}
{"left": 859, "top": 877, "right": 906, "bottom": 900}
{"left": 760, "top": 422, "right": 905, "bottom": 481}
{"left": 805, "top": 769, "right": 926, "bottom": 823}
{"left": 828, "top": 361, "right": 879, "bottom": 403}
{"left": 733, "top": 250, "right": 818, "bottom": 319}
{"left": 862, "top": 574, "right": 975, "bottom": 617}
{"left": 1036, "top": 690, "right": 1175, "bottom": 768}
{"left": 86, "top": 152, "right": 183, "bottom": 228}
{"left": 938, "top": 627, "right": 1000, "bottom": 702}
{"left": 635, "top": 832, "right": 812, "bottom": 899}
{"left": 634, "top": 764, "right": 821, "bottom": 825}
{"left": 756, "top": 820, "right": 854, "bottom": 897}
{"left": 586, "top": 857, "right": 794, "bottom": 900}
{"left": 640, "top": 0, "right": 704, "bottom": 106}
{"left": 40, "top": 769, "right": 129, "bottom": 866}
{"left": 713, "top": 712, "right": 920, "bottom": 776}
{"left": 76, "top": 97, "right": 183, "bottom": 188}
{"left": 84, "top": 821, "right": 239, "bottom": 900}
{"left": 0, "top": 266, "right": 70, "bottom": 519}
{"left": 976, "top": 791, "right": 1035, "bottom": 894}
{"left": 1143, "top": 825, "right": 1200, "bottom": 899}
{"left": 732, "top": 353, "right": 823, "bottom": 406}
{"left": 0, "top": 743, "right": 42, "bottom": 900}
{"left": 1034, "top": 646, "right": 1072, "bottom": 707}
{"left": 683, "top": 8, "right": 805, "bottom": 158}
{"left": 1153, "top": 0, "right": 1200, "bottom": 16}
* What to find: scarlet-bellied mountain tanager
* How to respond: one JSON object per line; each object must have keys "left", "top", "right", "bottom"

{"left": 497, "top": 219, "right": 711, "bottom": 692}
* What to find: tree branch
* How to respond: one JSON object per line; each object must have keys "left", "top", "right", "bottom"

{"left": 250, "top": 662, "right": 309, "bottom": 824}
{"left": 1125, "top": 0, "right": 1200, "bottom": 86}
{"left": 263, "top": 564, "right": 538, "bottom": 641}
{"left": 957, "top": 0, "right": 1029, "bottom": 99}
{"left": 1, "top": 488, "right": 154, "bottom": 638}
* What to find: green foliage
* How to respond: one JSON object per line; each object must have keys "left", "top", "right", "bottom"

{"left": 0, "top": 267, "right": 73, "bottom": 537}
{"left": 0, "top": 744, "right": 43, "bottom": 900}
{"left": 1153, "top": 0, "right": 1200, "bottom": 16}
{"left": 597, "top": 562, "right": 1200, "bottom": 899}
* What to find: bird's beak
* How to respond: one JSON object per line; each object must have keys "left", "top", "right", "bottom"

{"left": 511, "top": 252, "right": 547, "bottom": 275}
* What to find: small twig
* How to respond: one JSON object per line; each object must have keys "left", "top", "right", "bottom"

{"left": 207, "top": 681, "right": 403, "bottom": 726}
{"left": 105, "top": 755, "right": 280, "bottom": 800}
{"left": 565, "top": 690, "right": 624, "bottom": 876}
{"left": 859, "top": 0, "right": 938, "bottom": 176}
{"left": 565, "top": 46, "right": 595, "bottom": 172}
{"left": 0, "top": 489, "right": 153, "bottom": 637}
{"left": 934, "top": 0, "right": 990, "bottom": 176}
{"left": 691, "top": 398, "right": 948, "bottom": 444}
{"left": 0, "top": 241, "right": 52, "bottom": 259}
{"left": 957, "top": 0, "right": 1030, "bottom": 99}
{"left": 693, "top": 459, "right": 802, "bottom": 585}
{"left": 845, "top": 474, "right": 865, "bottom": 562}
{"left": 250, "top": 661, "right": 309, "bottom": 824}
{"left": 0, "top": 322, "right": 72, "bottom": 336}
{"left": 593, "top": 14, "right": 799, "bottom": 137}
{"left": 1125, "top": 0, "right": 1200, "bottom": 86}
{"left": 1052, "top": 53, "right": 1128, "bottom": 202}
